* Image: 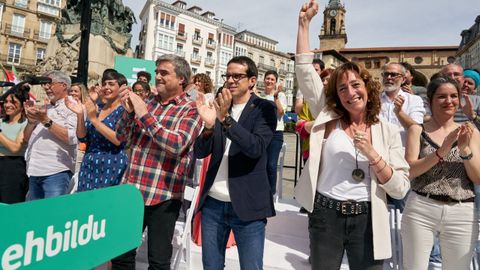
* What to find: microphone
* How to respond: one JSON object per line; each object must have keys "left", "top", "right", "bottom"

{"left": 25, "top": 76, "right": 52, "bottom": 85}
{"left": 0, "top": 81, "right": 15, "bottom": 87}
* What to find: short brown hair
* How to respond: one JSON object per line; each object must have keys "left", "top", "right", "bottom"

{"left": 325, "top": 62, "right": 381, "bottom": 125}
{"left": 193, "top": 73, "right": 214, "bottom": 94}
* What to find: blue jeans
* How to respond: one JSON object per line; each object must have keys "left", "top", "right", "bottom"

{"left": 28, "top": 170, "right": 72, "bottom": 200}
{"left": 266, "top": 131, "right": 283, "bottom": 195}
{"left": 201, "top": 196, "right": 266, "bottom": 270}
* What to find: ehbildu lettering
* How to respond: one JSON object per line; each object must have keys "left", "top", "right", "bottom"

{"left": 1, "top": 215, "right": 106, "bottom": 270}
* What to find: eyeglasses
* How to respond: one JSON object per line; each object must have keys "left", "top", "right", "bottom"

{"left": 43, "top": 81, "right": 64, "bottom": 87}
{"left": 221, "top": 73, "right": 248, "bottom": 82}
{"left": 381, "top": 72, "right": 403, "bottom": 78}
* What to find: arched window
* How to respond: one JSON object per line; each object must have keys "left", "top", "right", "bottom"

{"left": 330, "top": 18, "right": 336, "bottom": 35}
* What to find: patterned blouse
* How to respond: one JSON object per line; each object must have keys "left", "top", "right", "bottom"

{"left": 411, "top": 129, "right": 474, "bottom": 201}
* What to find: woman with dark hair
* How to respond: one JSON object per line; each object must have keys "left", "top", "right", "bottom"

{"left": 295, "top": 1, "right": 410, "bottom": 269}
{"left": 65, "top": 69, "right": 128, "bottom": 191}
{"left": 132, "top": 81, "right": 151, "bottom": 100}
{"left": 0, "top": 83, "right": 29, "bottom": 203}
{"left": 402, "top": 76, "right": 480, "bottom": 270}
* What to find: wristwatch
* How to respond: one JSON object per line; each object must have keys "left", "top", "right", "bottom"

{"left": 222, "top": 115, "right": 234, "bottom": 128}
{"left": 43, "top": 119, "right": 53, "bottom": 128}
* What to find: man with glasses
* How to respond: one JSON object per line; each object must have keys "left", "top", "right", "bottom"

{"left": 23, "top": 70, "right": 78, "bottom": 200}
{"left": 194, "top": 56, "right": 277, "bottom": 270}
{"left": 380, "top": 62, "right": 425, "bottom": 146}
{"left": 379, "top": 63, "right": 425, "bottom": 214}
{"left": 113, "top": 54, "right": 202, "bottom": 270}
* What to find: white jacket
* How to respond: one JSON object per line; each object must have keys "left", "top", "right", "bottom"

{"left": 294, "top": 53, "right": 410, "bottom": 260}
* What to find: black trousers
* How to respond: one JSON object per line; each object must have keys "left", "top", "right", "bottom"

{"left": 0, "top": 156, "right": 28, "bottom": 204}
{"left": 111, "top": 199, "right": 182, "bottom": 270}
{"left": 308, "top": 197, "right": 383, "bottom": 270}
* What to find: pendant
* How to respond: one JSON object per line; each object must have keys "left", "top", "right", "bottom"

{"left": 352, "top": 168, "right": 365, "bottom": 182}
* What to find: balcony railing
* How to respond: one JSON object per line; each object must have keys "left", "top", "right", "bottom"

{"left": 33, "top": 30, "right": 51, "bottom": 43}
{"left": 5, "top": 24, "right": 31, "bottom": 38}
{"left": 176, "top": 31, "right": 187, "bottom": 41}
{"left": 190, "top": 55, "right": 201, "bottom": 64}
{"left": 205, "top": 58, "right": 215, "bottom": 67}
{"left": 206, "top": 40, "right": 216, "bottom": 49}
{"left": 278, "top": 69, "right": 287, "bottom": 76}
{"left": 192, "top": 36, "right": 203, "bottom": 46}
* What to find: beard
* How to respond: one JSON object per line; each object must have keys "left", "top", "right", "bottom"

{"left": 383, "top": 84, "right": 399, "bottom": 92}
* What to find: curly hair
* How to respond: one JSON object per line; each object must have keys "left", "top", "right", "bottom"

{"left": 193, "top": 73, "right": 214, "bottom": 94}
{"left": 324, "top": 62, "right": 382, "bottom": 125}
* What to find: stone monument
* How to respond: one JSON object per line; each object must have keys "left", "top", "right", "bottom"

{"left": 36, "top": 0, "right": 136, "bottom": 85}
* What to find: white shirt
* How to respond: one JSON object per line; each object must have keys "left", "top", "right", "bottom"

{"left": 380, "top": 90, "right": 425, "bottom": 146}
{"left": 317, "top": 122, "right": 371, "bottom": 201}
{"left": 262, "top": 92, "right": 288, "bottom": 131}
{"left": 25, "top": 99, "right": 78, "bottom": 176}
{"left": 208, "top": 102, "right": 247, "bottom": 201}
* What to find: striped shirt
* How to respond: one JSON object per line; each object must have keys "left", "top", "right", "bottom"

{"left": 116, "top": 92, "right": 202, "bottom": 206}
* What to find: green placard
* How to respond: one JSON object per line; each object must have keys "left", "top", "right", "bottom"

{"left": 114, "top": 56, "right": 156, "bottom": 86}
{"left": 0, "top": 185, "right": 144, "bottom": 270}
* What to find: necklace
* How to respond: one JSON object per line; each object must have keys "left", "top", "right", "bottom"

{"left": 352, "top": 149, "right": 365, "bottom": 182}
{"left": 345, "top": 121, "right": 368, "bottom": 182}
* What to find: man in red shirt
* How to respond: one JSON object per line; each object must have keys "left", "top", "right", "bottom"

{"left": 113, "top": 54, "right": 202, "bottom": 270}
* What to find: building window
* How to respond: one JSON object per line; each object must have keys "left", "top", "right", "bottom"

{"left": 192, "top": 68, "right": 197, "bottom": 74}
{"left": 365, "top": 61, "right": 372, "bottom": 69}
{"left": 194, "top": 29, "right": 201, "bottom": 40}
{"left": 157, "top": 33, "right": 174, "bottom": 51}
{"left": 374, "top": 60, "right": 381, "bottom": 69}
{"left": 11, "top": 14, "right": 25, "bottom": 34}
{"left": 0, "top": 4, "right": 4, "bottom": 24}
{"left": 414, "top": 56, "right": 423, "bottom": 64}
{"left": 8, "top": 43, "right": 22, "bottom": 64}
{"left": 39, "top": 21, "right": 52, "bottom": 39}
{"left": 159, "top": 12, "right": 175, "bottom": 29}
{"left": 259, "top": 56, "right": 264, "bottom": 64}
{"left": 14, "top": 0, "right": 28, "bottom": 8}
{"left": 36, "top": 48, "right": 46, "bottom": 61}
{"left": 270, "top": 59, "right": 275, "bottom": 68}
{"left": 38, "top": 0, "right": 61, "bottom": 7}
{"left": 447, "top": 56, "right": 456, "bottom": 64}
{"left": 177, "top": 23, "right": 185, "bottom": 37}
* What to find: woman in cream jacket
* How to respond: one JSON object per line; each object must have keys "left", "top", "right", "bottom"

{"left": 295, "top": 1, "right": 410, "bottom": 269}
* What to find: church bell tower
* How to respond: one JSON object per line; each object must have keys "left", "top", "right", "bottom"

{"left": 319, "top": 0, "right": 347, "bottom": 51}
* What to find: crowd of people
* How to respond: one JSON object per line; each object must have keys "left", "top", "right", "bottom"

{"left": 1, "top": 1, "right": 480, "bottom": 270}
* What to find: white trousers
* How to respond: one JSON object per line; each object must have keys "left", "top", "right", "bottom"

{"left": 401, "top": 192, "right": 478, "bottom": 270}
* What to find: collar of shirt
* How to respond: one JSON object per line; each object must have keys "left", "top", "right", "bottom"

{"left": 156, "top": 92, "right": 187, "bottom": 106}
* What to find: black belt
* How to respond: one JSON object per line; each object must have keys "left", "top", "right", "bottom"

{"left": 415, "top": 191, "right": 475, "bottom": 203}
{"left": 315, "top": 192, "right": 370, "bottom": 215}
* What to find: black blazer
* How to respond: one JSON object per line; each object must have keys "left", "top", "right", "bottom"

{"left": 194, "top": 94, "right": 277, "bottom": 221}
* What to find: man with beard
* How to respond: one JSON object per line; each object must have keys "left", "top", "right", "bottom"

{"left": 380, "top": 62, "right": 425, "bottom": 147}
{"left": 23, "top": 70, "right": 78, "bottom": 200}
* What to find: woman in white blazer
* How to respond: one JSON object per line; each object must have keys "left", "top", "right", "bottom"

{"left": 295, "top": 1, "right": 410, "bottom": 269}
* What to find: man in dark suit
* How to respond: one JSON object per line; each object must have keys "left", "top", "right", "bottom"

{"left": 194, "top": 56, "right": 277, "bottom": 270}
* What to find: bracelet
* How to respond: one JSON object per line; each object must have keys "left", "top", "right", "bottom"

{"left": 435, "top": 149, "right": 444, "bottom": 163}
{"left": 460, "top": 152, "right": 473, "bottom": 160}
{"left": 375, "top": 160, "right": 388, "bottom": 174}
{"left": 369, "top": 155, "right": 382, "bottom": 166}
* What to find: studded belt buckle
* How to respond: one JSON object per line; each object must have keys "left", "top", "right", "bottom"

{"left": 341, "top": 201, "right": 355, "bottom": 215}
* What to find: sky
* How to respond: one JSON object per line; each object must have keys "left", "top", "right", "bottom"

{"left": 123, "top": 0, "right": 480, "bottom": 53}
